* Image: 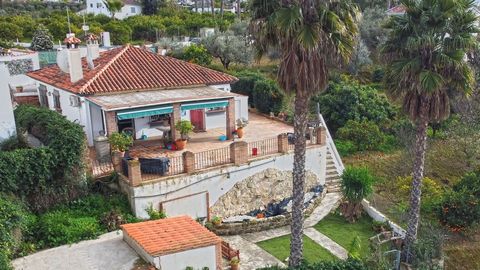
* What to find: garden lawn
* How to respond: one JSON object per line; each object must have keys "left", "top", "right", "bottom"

{"left": 257, "top": 234, "right": 337, "bottom": 263}
{"left": 313, "top": 213, "right": 376, "bottom": 258}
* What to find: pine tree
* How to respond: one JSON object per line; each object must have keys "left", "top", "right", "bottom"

{"left": 30, "top": 24, "right": 54, "bottom": 51}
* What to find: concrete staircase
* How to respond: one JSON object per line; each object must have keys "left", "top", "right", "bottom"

{"left": 325, "top": 150, "right": 342, "bottom": 193}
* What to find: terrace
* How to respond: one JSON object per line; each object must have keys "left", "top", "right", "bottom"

{"left": 90, "top": 112, "right": 327, "bottom": 184}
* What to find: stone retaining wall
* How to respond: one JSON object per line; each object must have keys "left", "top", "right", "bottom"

{"left": 211, "top": 191, "right": 326, "bottom": 236}
{"left": 210, "top": 168, "right": 321, "bottom": 217}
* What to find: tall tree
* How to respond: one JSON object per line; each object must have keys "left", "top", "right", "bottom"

{"left": 237, "top": 0, "right": 240, "bottom": 18}
{"left": 211, "top": 0, "right": 215, "bottom": 15}
{"left": 382, "top": 0, "right": 478, "bottom": 263}
{"left": 30, "top": 24, "right": 54, "bottom": 51}
{"left": 103, "top": 0, "right": 124, "bottom": 19}
{"left": 220, "top": 0, "right": 224, "bottom": 18}
{"left": 250, "top": 0, "right": 359, "bottom": 267}
{"left": 142, "top": 0, "right": 158, "bottom": 15}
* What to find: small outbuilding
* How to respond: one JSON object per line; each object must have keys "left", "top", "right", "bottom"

{"left": 121, "top": 216, "right": 223, "bottom": 270}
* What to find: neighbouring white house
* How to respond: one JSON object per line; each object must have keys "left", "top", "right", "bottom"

{"left": 121, "top": 216, "right": 223, "bottom": 270}
{"left": 27, "top": 35, "right": 247, "bottom": 146}
{"left": 0, "top": 48, "right": 41, "bottom": 141}
{"left": 84, "top": 0, "right": 142, "bottom": 19}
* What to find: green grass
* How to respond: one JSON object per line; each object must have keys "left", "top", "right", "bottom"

{"left": 314, "top": 213, "right": 376, "bottom": 258}
{"left": 257, "top": 234, "right": 337, "bottom": 263}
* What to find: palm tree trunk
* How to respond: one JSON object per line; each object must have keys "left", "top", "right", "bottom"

{"left": 211, "top": 0, "right": 215, "bottom": 15}
{"left": 195, "top": 0, "right": 198, "bottom": 12}
{"left": 237, "top": 0, "right": 240, "bottom": 18}
{"left": 289, "top": 94, "right": 309, "bottom": 267}
{"left": 201, "top": 0, "right": 204, "bottom": 13}
{"left": 220, "top": 0, "right": 224, "bottom": 19}
{"left": 402, "top": 112, "right": 429, "bottom": 263}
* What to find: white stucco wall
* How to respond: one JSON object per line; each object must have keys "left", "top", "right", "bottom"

{"left": 125, "top": 145, "right": 327, "bottom": 218}
{"left": 159, "top": 245, "right": 217, "bottom": 270}
{"left": 161, "top": 192, "right": 208, "bottom": 219}
{"left": 37, "top": 83, "right": 92, "bottom": 144}
{"left": 211, "top": 84, "right": 231, "bottom": 92}
{"left": 89, "top": 102, "right": 105, "bottom": 139}
{"left": 0, "top": 51, "right": 40, "bottom": 88}
{"left": 0, "top": 64, "right": 16, "bottom": 141}
{"left": 85, "top": 0, "right": 142, "bottom": 19}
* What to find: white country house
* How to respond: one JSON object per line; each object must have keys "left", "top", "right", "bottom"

{"left": 84, "top": 0, "right": 142, "bottom": 19}
{"left": 27, "top": 37, "right": 247, "bottom": 147}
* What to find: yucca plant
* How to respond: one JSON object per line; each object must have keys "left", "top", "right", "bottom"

{"left": 249, "top": 0, "right": 360, "bottom": 266}
{"left": 381, "top": 0, "right": 478, "bottom": 263}
{"left": 340, "top": 166, "right": 374, "bottom": 223}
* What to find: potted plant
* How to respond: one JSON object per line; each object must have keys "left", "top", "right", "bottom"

{"left": 236, "top": 118, "right": 248, "bottom": 138}
{"left": 15, "top": 86, "right": 23, "bottom": 93}
{"left": 230, "top": 257, "right": 240, "bottom": 270}
{"left": 108, "top": 132, "right": 133, "bottom": 156}
{"left": 211, "top": 216, "right": 222, "bottom": 227}
{"left": 174, "top": 120, "right": 194, "bottom": 150}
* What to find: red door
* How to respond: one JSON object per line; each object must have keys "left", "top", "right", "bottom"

{"left": 190, "top": 109, "right": 205, "bottom": 131}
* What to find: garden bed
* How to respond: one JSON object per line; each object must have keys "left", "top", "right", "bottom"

{"left": 211, "top": 190, "right": 325, "bottom": 235}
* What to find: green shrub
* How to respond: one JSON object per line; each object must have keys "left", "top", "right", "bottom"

{"left": 231, "top": 70, "right": 265, "bottom": 105}
{"left": 337, "top": 120, "right": 385, "bottom": 152}
{"left": 252, "top": 79, "right": 285, "bottom": 114}
{"left": 341, "top": 167, "right": 375, "bottom": 203}
{"left": 312, "top": 77, "right": 396, "bottom": 134}
{"left": 396, "top": 176, "right": 443, "bottom": 213}
{"left": 257, "top": 258, "right": 368, "bottom": 270}
{"left": 340, "top": 167, "right": 375, "bottom": 222}
{"left": 0, "top": 194, "right": 35, "bottom": 269}
{"left": 182, "top": 44, "right": 212, "bottom": 66}
{"left": 2, "top": 105, "right": 87, "bottom": 212}
{"left": 108, "top": 132, "right": 133, "bottom": 152}
{"left": 36, "top": 210, "right": 101, "bottom": 246}
{"left": 0, "top": 135, "right": 28, "bottom": 151}
{"left": 334, "top": 139, "right": 356, "bottom": 157}
{"left": 145, "top": 204, "right": 167, "bottom": 220}
{"left": 437, "top": 170, "right": 480, "bottom": 231}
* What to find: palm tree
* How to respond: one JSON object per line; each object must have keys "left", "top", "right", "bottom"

{"left": 250, "top": 0, "right": 359, "bottom": 267}
{"left": 382, "top": 0, "right": 477, "bottom": 263}
{"left": 103, "top": 0, "right": 124, "bottom": 19}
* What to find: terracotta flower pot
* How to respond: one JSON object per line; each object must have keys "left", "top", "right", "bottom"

{"left": 230, "top": 264, "right": 239, "bottom": 270}
{"left": 237, "top": 127, "right": 244, "bottom": 138}
{"left": 175, "top": 139, "right": 187, "bottom": 150}
{"left": 256, "top": 213, "right": 264, "bottom": 219}
{"left": 16, "top": 86, "right": 23, "bottom": 93}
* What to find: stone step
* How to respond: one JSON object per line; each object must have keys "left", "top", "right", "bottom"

{"left": 326, "top": 176, "right": 341, "bottom": 181}
{"left": 326, "top": 170, "right": 338, "bottom": 176}
{"left": 327, "top": 179, "right": 341, "bottom": 184}
{"left": 328, "top": 187, "right": 342, "bottom": 193}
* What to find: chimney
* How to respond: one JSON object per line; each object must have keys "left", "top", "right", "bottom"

{"left": 64, "top": 33, "right": 83, "bottom": 83}
{"left": 101, "top": 32, "right": 111, "bottom": 47}
{"left": 86, "top": 33, "right": 100, "bottom": 60}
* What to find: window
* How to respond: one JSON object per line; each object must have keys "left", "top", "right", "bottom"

{"left": 39, "top": 85, "right": 49, "bottom": 108}
{"left": 53, "top": 90, "right": 62, "bottom": 113}
{"left": 131, "top": 7, "right": 136, "bottom": 13}
{"left": 90, "top": 3, "right": 93, "bottom": 7}
{"left": 96, "top": 3, "right": 102, "bottom": 8}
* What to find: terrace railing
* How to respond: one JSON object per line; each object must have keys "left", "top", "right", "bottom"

{"left": 248, "top": 136, "right": 278, "bottom": 158}
{"left": 120, "top": 129, "right": 328, "bottom": 186}
{"left": 194, "top": 146, "right": 231, "bottom": 170}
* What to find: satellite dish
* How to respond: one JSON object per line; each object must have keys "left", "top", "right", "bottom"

{"left": 57, "top": 49, "right": 70, "bottom": 74}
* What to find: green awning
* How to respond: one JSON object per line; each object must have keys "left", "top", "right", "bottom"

{"left": 181, "top": 100, "right": 229, "bottom": 111}
{"left": 117, "top": 105, "right": 173, "bottom": 120}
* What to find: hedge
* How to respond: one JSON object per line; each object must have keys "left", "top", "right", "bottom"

{"left": 257, "top": 259, "right": 368, "bottom": 270}
{"left": 0, "top": 105, "right": 87, "bottom": 212}
{"left": 253, "top": 79, "right": 285, "bottom": 114}
{"left": 231, "top": 70, "right": 265, "bottom": 105}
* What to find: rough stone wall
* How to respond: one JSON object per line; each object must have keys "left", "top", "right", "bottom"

{"left": 210, "top": 168, "right": 320, "bottom": 217}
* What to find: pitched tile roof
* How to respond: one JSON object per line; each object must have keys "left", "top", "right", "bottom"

{"left": 121, "top": 216, "right": 222, "bottom": 256}
{"left": 27, "top": 45, "right": 238, "bottom": 95}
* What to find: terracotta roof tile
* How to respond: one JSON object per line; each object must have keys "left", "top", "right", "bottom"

{"left": 27, "top": 45, "right": 238, "bottom": 95}
{"left": 121, "top": 216, "right": 222, "bottom": 256}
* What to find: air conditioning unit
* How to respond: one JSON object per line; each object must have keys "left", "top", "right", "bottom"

{"left": 69, "top": 95, "right": 81, "bottom": 107}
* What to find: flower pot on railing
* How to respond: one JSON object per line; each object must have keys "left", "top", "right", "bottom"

{"left": 16, "top": 86, "right": 23, "bottom": 93}
{"left": 237, "top": 127, "right": 244, "bottom": 138}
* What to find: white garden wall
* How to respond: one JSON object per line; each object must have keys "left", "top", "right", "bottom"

{"left": 123, "top": 145, "right": 327, "bottom": 219}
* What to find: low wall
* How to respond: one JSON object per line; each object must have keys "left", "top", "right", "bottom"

{"left": 362, "top": 199, "right": 406, "bottom": 237}
{"left": 121, "top": 145, "right": 327, "bottom": 219}
{"left": 211, "top": 192, "right": 326, "bottom": 235}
